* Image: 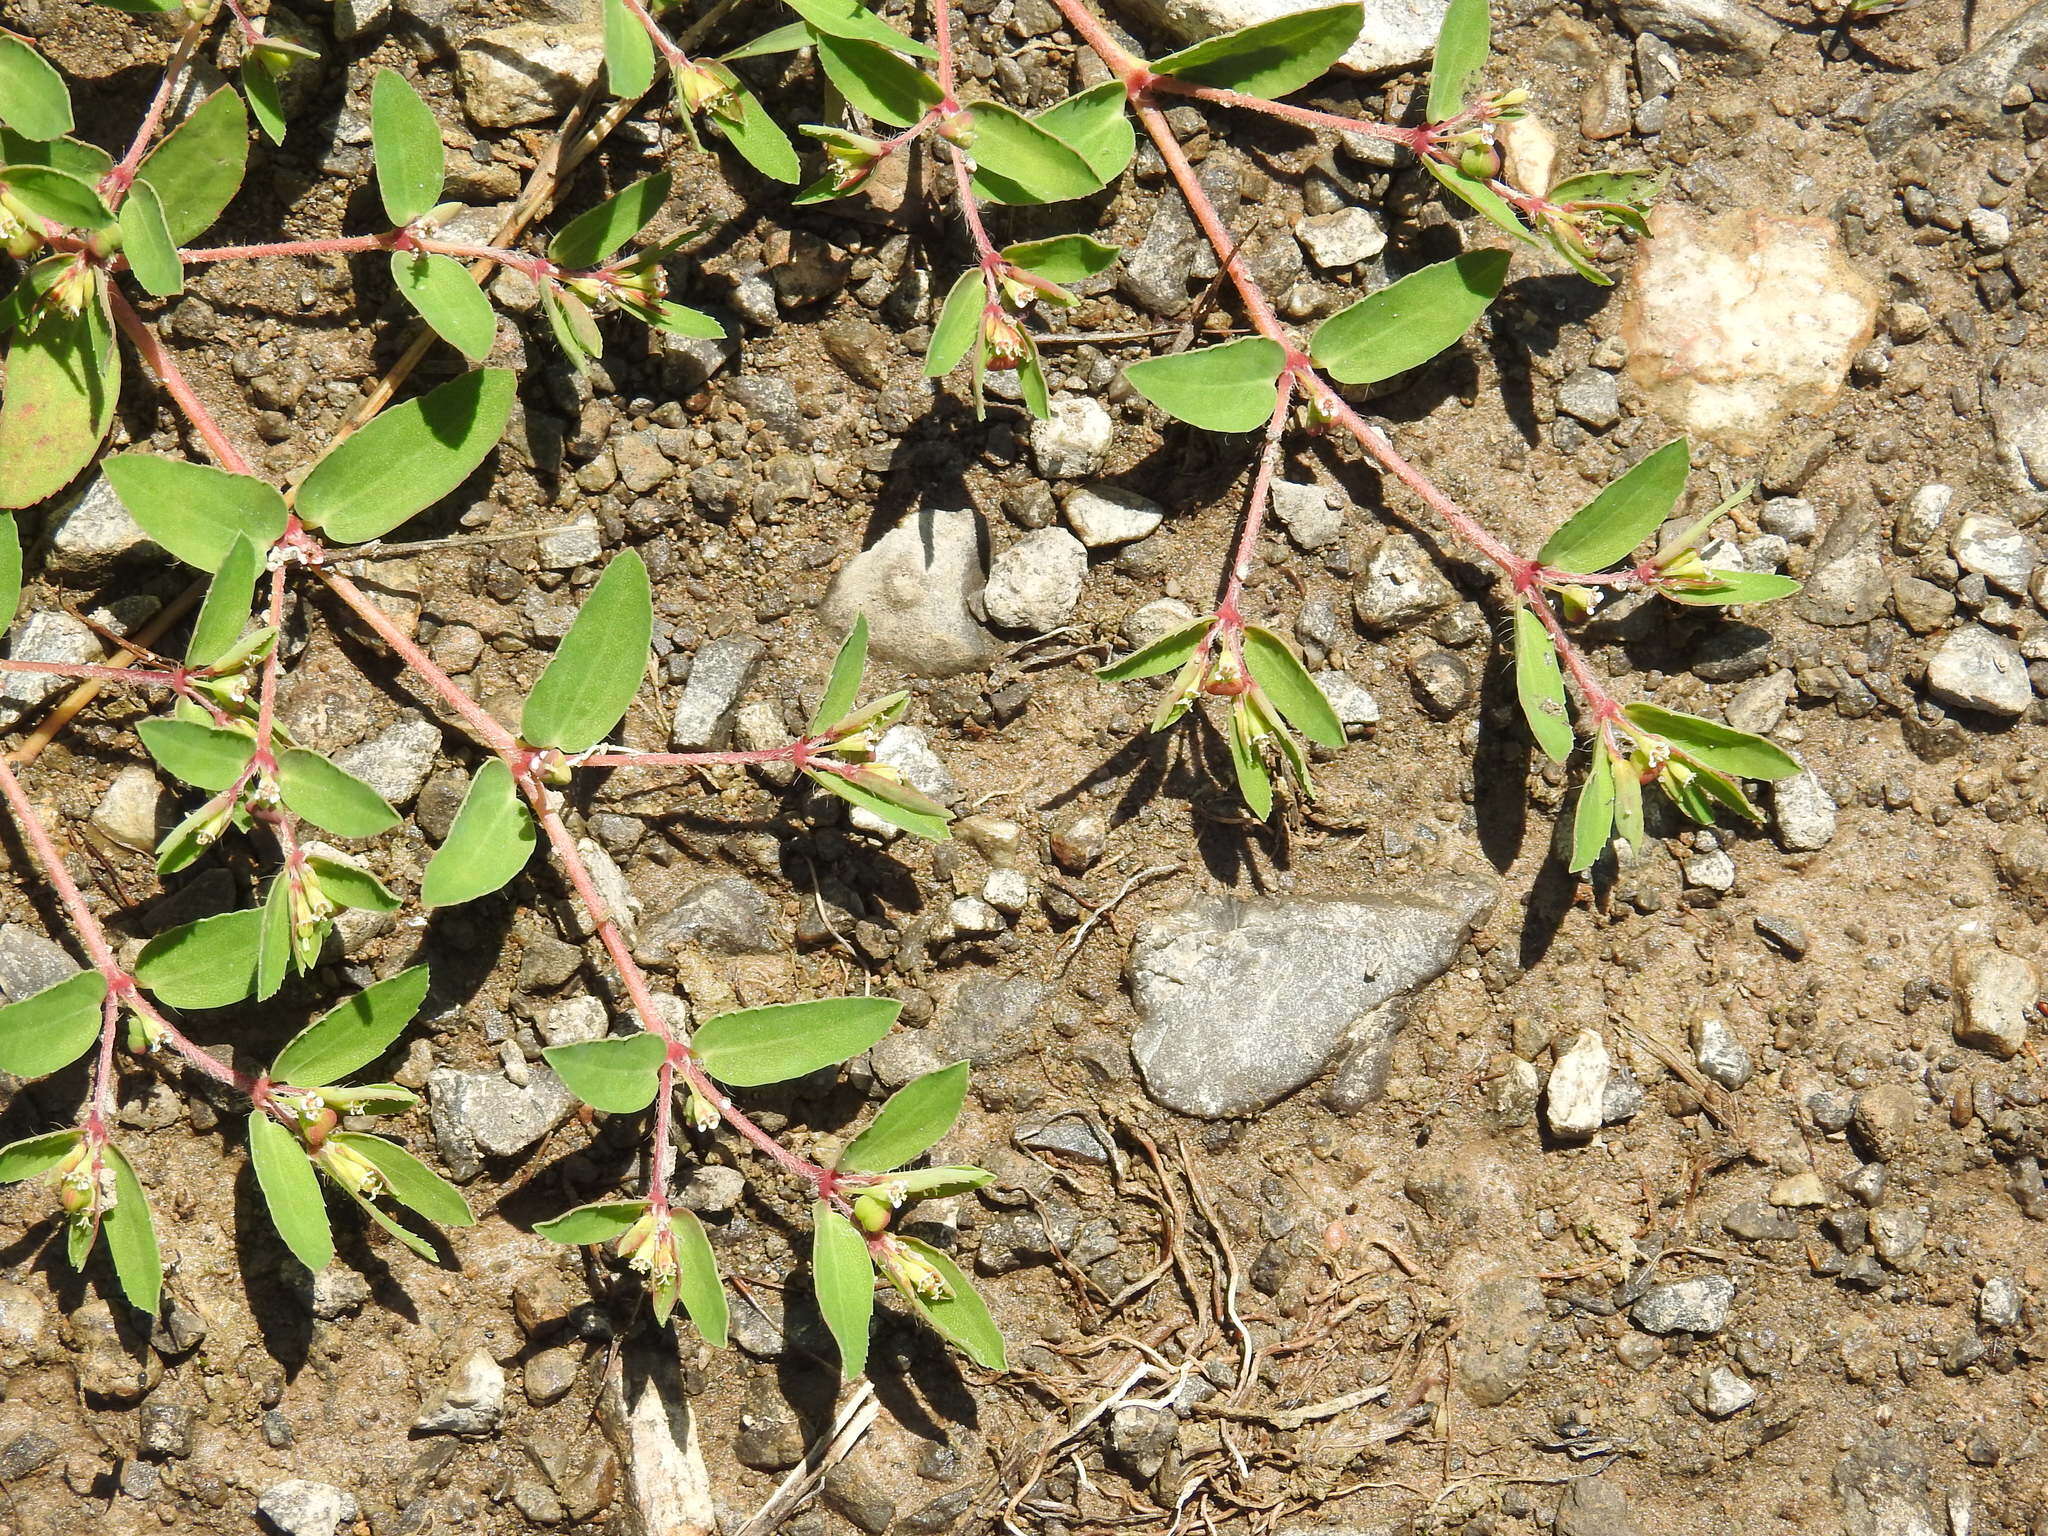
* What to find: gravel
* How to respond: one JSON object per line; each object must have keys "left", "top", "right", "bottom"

{"left": 1063, "top": 484, "right": 1163, "bottom": 547}
{"left": 257, "top": 1480, "right": 359, "bottom": 1536}
{"left": 1770, "top": 770, "right": 1838, "bottom": 851}
{"left": 669, "top": 635, "right": 765, "bottom": 750}
{"left": 1951, "top": 944, "right": 2037, "bottom": 1058}
{"left": 1631, "top": 1275, "right": 1736, "bottom": 1335}
{"left": 1032, "top": 396, "right": 1115, "bottom": 478}
{"left": 413, "top": 1348, "right": 507, "bottom": 1436}
{"left": 1544, "top": 1029, "right": 1611, "bottom": 1139}
{"left": 983, "top": 529, "right": 1087, "bottom": 631}
{"left": 821, "top": 508, "right": 995, "bottom": 677}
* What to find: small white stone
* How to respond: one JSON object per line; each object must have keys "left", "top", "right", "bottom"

{"left": 257, "top": 1480, "right": 359, "bottom": 1536}
{"left": 92, "top": 766, "right": 166, "bottom": 853}
{"left": 947, "top": 896, "right": 1003, "bottom": 937}
{"left": 1952, "top": 944, "right": 2038, "bottom": 1059}
{"left": 413, "top": 1348, "right": 507, "bottom": 1436}
{"left": 539, "top": 514, "right": 603, "bottom": 570}
{"left": 1695, "top": 1365, "right": 1756, "bottom": 1417}
{"left": 1270, "top": 481, "right": 1343, "bottom": 550}
{"left": 1682, "top": 847, "right": 1737, "bottom": 892}
{"left": 1064, "top": 484, "right": 1164, "bottom": 548}
{"left": 1770, "top": 771, "right": 1836, "bottom": 852}
{"left": 1951, "top": 514, "right": 2040, "bottom": 595}
{"left": 1032, "top": 396, "right": 1114, "bottom": 478}
{"left": 538, "top": 996, "right": 608, "bottom": 1047}
{"left": 1295, "top": 207, "right": 1388, "bottom": 268}
{"left": 1968, "top": 207, "right": 2012, "bottom": 250}
{"left": 1927, "top": 626, "right": 2033, "bottom": 717}
{"left": 1122, "top": 598, "right": 1199, "bottom": 650}
{"left": 1894, "top": 483, "right": 1954, "bottom": 553}
{"left": 982, "top": 867, "right": 1030, "bottom": 916}
{"left": 983, "top": 528, "right": 1087, "bottom": 631}
{"left": 1313, "top": 669, "right": 1380, "bottom": 731}
{"left": 1759, "top": 497, "right": 1817, "bottom": 542}
{"left": 1544, "top": 1029, "right": 1611, "bottom": 1139}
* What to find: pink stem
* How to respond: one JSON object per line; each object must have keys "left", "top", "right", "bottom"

{"left": 582, "top": 745, "right": 807, "bottom": 769}
{"left": 1215, "top": 372, "right": 1295, "bottom": 629}
{"left": 0, "top": 660, "right": 189, "bottom": 688}
{"left": 106, "top": 287, "right": 256, "bottom": 476}
{"left": 1144, "top": 74, "right": 1428, "bottom": 150}
{"left": 103, "top": 13, "right": 208, "bottom": 201}
{"left": 616, "top": 0, "right": 690, "bottom": 68}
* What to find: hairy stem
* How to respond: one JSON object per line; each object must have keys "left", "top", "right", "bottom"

{"left": 104, "top": 11, "right": 210, "bottom": 200}
{"left": 106, "top": 286, "right": 256, "bottom": 476}
{"left": 1143, "top": 74, "right": 1428, "bottom": 149}
{"left": 1216, "top": 372, "right": 1295, "bottom": 628}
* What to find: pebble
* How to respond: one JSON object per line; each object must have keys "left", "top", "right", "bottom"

{"left": 1978, "top": 1276, "right": 2022, "bottom": 1330}
{"left": 257, "top": 1480, "right": 359, "bottom": 1536}
{"left": 0, "top": 923, "right": 77, "bottom": 1002}
{"left": 334, "top": 715, "right": 441, "bottom": 809}
{"left": 1891, "top": 574, "right": 1957, "bottom": 635}
{"left": 537, "top": 997, "right": 608, "bottom": 1047}
{"left": 1127, "top": 878, "right": 1496, "bottom": 1118}
{"left": 1770, "top": 771, "right": 1837, "bottom": 852}
{"left": 638, "top": 877, "right": 782, "bottom": 963}
{"left": 1850, "top": 1083, "right": 1922, "bottom": 1163}
{"left": 1690, "top": 1016, "right": 1753, "bottom": 1089}
{"left": 523, "top": 1345, "right": 581, "bottom": 1406}
{"left": 983, "top": 867, "right": 1030, "bottom": 916}
{"left": 1868, "top": 1207, "right": 1927, "bottom": 1270}
{"left": 1456, "top": 1274, "right": 1545, "bottom": 1406}
{"left": 1893, "top": 483, "right": 1953, "bottom": 553}
{"left": 1631, "top": 1275, "right": 1735, "bottom": 1335}
{"left": 1951, "top": 944, "right": 2038, "bottom": 1058}
{"left": 1951, "top": 514, "right": 2040, "bottom": 595}
{"left": 91, "top": 765, "right": 167, "bottom": 853}
{"left": 1314, "top": 669, "right": 1381, "bottom": 732}
{"left": 1050, "top": 807, "right": 1108, "bottom": 872}
{"left": 1682, "top": 847, "right": 1737, "bottom": 893}
{"left": 1352, "top": 534, "right": 1454, "bottom": 632}
{"left": 1032, "top": 396, "right": 1114, "bottom": 478}
{"left": 1556, "top": 1477, "right": 1646, "bottom": 1536}
{"left": 821, "top": 509, "right": 996, "bottom": 677}
{"left": 1926, "top": 626, "right": 2033, "bottom": 717}
{"left": 1691, "top": 1365, "right": 1757, "bottom": 1417}
{"left": 1270, "top": 480, "right": 1343, "bottom": 550}
{"left": 669, "top": 635, "right": 764, "bottom": 750}
{"left": 1614, "top": 0, "right": 1781, "bottom": 72}
{"left": 1544, "top": 1029, "right": 1612, "bottom": 1139}
{"left": 40, "top": 474, "right": 159, "bottom": 583}
{"left": 677, "top": 1164, "right": 745, "bottom": 1213}
{"left": 414, "top": 1348, "right": 506, "bottom": 1436}
{"left": 1723, "top": 1200, "right": 1796, "bottom": 1241}
{"left": 1123, "top": 598, "right": 1198, "bottom": 649}
{"left": 539, "top": 515, "right": 603, "bottom": 571}
{"left": 1759, "top": 497, "right": 1817, "bottom": 542}
{"left": 0, "top": 611, "right": 98, "bottom": 727}
{"left": 983, "top": 529, "right": 1087, "bottom": 631}
{"left": 1295, "top": 207, "right": 1388, "bottom": 268}
{"left": 428, "top": 1067, "right": 578, "bottom": 1179}
{"left": 457, "top": 23, "right": 604, "bottom": 127}
{"left": 1064, "top": 484, "right": 1163, "bottom": 548}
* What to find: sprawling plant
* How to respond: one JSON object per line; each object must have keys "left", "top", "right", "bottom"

{"left": 0, "top": 0, "right": 1800, "bottom": 1376}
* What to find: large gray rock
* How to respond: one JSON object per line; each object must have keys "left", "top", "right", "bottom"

{"left": 1867, "top": 3, "right": 2048, "bottom": 157}
{"left": 636, "top": 876, "right": 785, "bottom": 963}
{"left": 457, "top": 22, "right": 603, "bottom": 127}
{"left": 670, "top": 635, "right": 764, "bottom": 750}
{"left": 1926, "top": 626, "right": 2032, "bottom": 717}
{"left": 1110, "top": 0, "right": 1449, "bottom": 73}
{"left": 1612, "top": 0, "right": 1781, "bottom": 74}
{"left": 820, "top": 509, "right": 996, "bottom": 677}
{"left": 428, "top": 1065, "right": 577, "bottom": 1179}
{"left": 0, "top": 924, "right": 78, "bottom": 1003}
{"left": 1126, "top": 876, "right": 1496, "bottom": 1118}
{"left": 1832, "top": 1434, "right": 1943, "bottom": 1536}
{"left": 39, "top": 475, "right": 161, "bottom": 584}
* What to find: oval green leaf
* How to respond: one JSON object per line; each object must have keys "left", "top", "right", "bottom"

{"left": 0, "top": 35, "right": 72, "bottom": 140}
{"left": 807, "top": 764, "right": 953, "bottom": 841}
{"left": 271, "top": 966, "right": 430, "bottom": 1087}
{"left": 548, "top": 171, "right": 672, "bottom": 271}
{"left": 809, "top": 614, "right": 869, "bottom": 734}
{"left": 1001, "top": 234, "right": 1119, "bottom": 284}
{"left": 966, "top": 101, "right": 1100, "bottom": 204}
{"left": 896, "top": 1237, "right": 1005, "bottom": 1369}
{"left": 0, "top": 288, "right": 118, "bottom": 510}
{"left": 0, "top": 969, "right": 105, "bottom": 1077}
{"left": 925, "top": 269, "right": 984, "bottom": 378}
{"left": 603, "top": 0, "right": 657, "bottom": 97}
{"left": 247, "top": 1111, "right": 333, "bottom": 1271}
{"left": 782, "top": 0, "right": 935, "bottom": 56}
{"left": 1242, "top": 625, "right": 1344, "bottom": 748}
{"left": 3, "top": 165, "right": 112, "bottom": 229}
{"left": 1426, "top": 0, "right": 1491, "bottom": 123}
{"left": 1033, "top": 81, "right": 1134, "bottom": 184}
{"left": 536, "top": 1198, "right": 648, "bottom": 1245}
{"left": 1309, "top": 249, "right": 1508, "bottom": 385}
{"left": 521, "top": 548, "right": 651, "bottom": 752}
{"left": 102, "top": 454, "right": 288, "bottom": 571}
{"left": 542, "top": 1031, "right": 667, "bottom": 1113}
{"left": 135, "top": 86, "right": 248, "bottom": 243}
{"left": 136, "top": 718, "right": 254, "bottom": 791}
{"left": 420, "top": 758, "right": 537, "bottom": 907}
{"left": 276, "top": 748, "right": 400, "bottom": 838}
{"left": 1097, "top": 615, "right": 1213, "bottom": 683}
{"left": 1621, "top": 702, "right": 1802, "bottom": 781}
{"left": 693, "top": 996, "right": 902, "bottom": 1087}
{"left": 706, "top": 84, "right": 801, "bottom": 182}
{"left": 812, "top": 1204, "right": 874, "bottom": 1379}
{"left": 370, "top": 69, "right": 444, "bottom": 227}
{"left": 0, "top": 1127, "right": 83, "bottom": 1182}
{"left": 1124, "top": 336, "right": 1287, "bottom": 433}
{"left": 1511, "top": 605, "right": 1573, "bottom": 764}
{"left": 306, "top": 852, "right": 400, "bottom": 913}
{"left": 101, "top": 1144, "right": 163, "bottom": 1315}
{"left": 1150, "top": 2, "right": 1362, "bottom": 100}
{"left": 329, "top": 1131, "right": 473, "bottom": 1227}
{"left": 134, "top": 909, "right": 262, "bottom": 1008}
{"left": 1227, "top": 700, "right": 1274, "bottom": 820}
{"left": 120, "top": 178, "right": 183, "bottom": 297}
{"left": 1537, "top": 439, "right": 1690, "bottom": 574}
{"left": 391, "top": 251, "right": 496, "bottom": 361}
{"left": 810, "top": 31, "right": 943, "bottom": 129}
{"left": 187, "top": 533, "right": 261, "bottom": 667}
{"left": 669, "top": 1209, "right": 727, "bottom": 1345}
{"left": 1662, "top": 570, "right": 1802, "bottom": 607}
{"left": 296, "top": 369, "right": 514, "bottom": 544}
{"left": 840, "top": 1060, "right": 969, "bottom": 1173}
{"left": 1567, "top": 743, "right": 1615, "bottom": 874}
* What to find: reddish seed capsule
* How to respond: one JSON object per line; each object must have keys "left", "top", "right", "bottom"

{"left": 1203, "top": 675, "right": 1250, "bottom": 697}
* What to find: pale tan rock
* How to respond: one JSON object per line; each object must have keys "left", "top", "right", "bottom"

{"left": 1621, "top": 206, "right": 1878, "bottom": 455}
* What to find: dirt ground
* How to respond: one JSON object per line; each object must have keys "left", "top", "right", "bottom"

{"left": 3, "top": 0, "right": 2048, "bottom": 1531}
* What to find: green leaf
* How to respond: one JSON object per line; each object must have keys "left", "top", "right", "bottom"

{"left": 119, "top": 179, "right": 183, "bottom": 298}
{"left": 1150, "top": 2, "right": 1362, "bottom": 100}
{"left": 0, "top": 35, "right": 72, "bottom": 140}
{"left": 812, "top": 1205, "right": 874, "bottom": 1378}
{"left": 840, "top": 1061, "right": 969, "bottom": 1173}
{"left": 807, "top": 764, "right": 953, "bottom": 841}
{"left": 0, "top": 511, "right": 19, "bottom": 634}
{"left": 810, "top": 31, "right": 942, "bottom": 129}
{"left": 966, "top": 101, "right": 1100, "bottom": 204}
{"left": 0, "top": 1128, "right": 82, "bottom": 1182}
{"left": 0, "top": 128, "right": 109, "bottom": 180}
{"left": 539, "top": 282, "right": 604, "bottom": 370}
{"left": 668, "top": 1209, "right": 727, "bottom": 1344}
{"left": 1097, "top": 616, "right": 1212, "bottom": 682}
{"left": 1547, "top": 170, "right": 1661, "bottom": 227}
{"left": 521, "top": 548, "right": 651, "bottom": 752}
{"left": 614, "top": 296, "right": 725, "bottom": 339}
{"left": 1241, "top": 625, "right": 1344, "bottom": 748}
{"left": 276, "top": 748, "right": 400, "bottom": 838}
{"left": 1621, "top": 703, "right": 1802, "bottom": 781}
{"left": 100, "top": 1145, "right": 162, "bottom": 1314}
{"left": 270, "top": 966, "right": 430, "bottom": 1086}
{"left": 549, "top": 171, "right": 672, "bottom": 270}
{"left": 306, "top": 853, "right": 400, "bottom": 912}
{"left": 343, "top": 1185, "right": 439, "bottom": 1261}
{"left": 134, "top": 910, "right": 262, "bottom": 1008}
{"left": 187, "top": 534, "right": 260, "bottom": 667}
{"left": 247, "top": 1112, "right": 332, "bottom": 1271}
{"left": 896, "top": 1237, "right": 1005, "bottom": 1369}
{"left": 420, "top": 759, "right": 537, "bottom": 906}
{"left": 1426, "top": 0, "right": 1490, "bottom": 122}
{"left": 136, "top": 718, "right": 254, "bottom": 791}
{"left": 537, "top": 1200, "right": 648, "bottom": 1244}
{"left": 1662, "top": 570, "right": 1802, "bottom": 607}
{"left": 1001, "top": 234, "right": 1119, "bottom": 284}
{"left": 1683, "top": 761, "right": 1760, "bottom": 821}
{"left": 925, "top": 269, "right": 984, "bottom": 377}
{"left": 0, "top": 970, "right": 105, "bottom": 1077}
{"left": 255, "top": 875, "right": 292, "bottom": 1000}
{"left": 101, "top": 454, "right": 288, "bottom": 571}
{"left": 2, "top": 165, "right": 112, "bottom": 229}
{"left": 0, "top": 283, "right": 118, "bottom": 509}
{"left": 1511, "top": 606, "right": 1573, "bottom": 764}
{"left": 296, "top": 369, "right": 514, "bottom": 544}
{"left": 1611, "top": 750, "right": 1643, "bottom": 854}
{"left": 542, "top": 1032, "right": 667, "bottom": 1113}
{"left": 370, "top": 69, "right": 443, "bottom": 227}
{"left": 1227, "top": 701, "right": 1274, "bottom": 820}
{"left": 391, "top": 251, "right": 496, "bottom": 362}
{"left": 1124, "top": 336, "right": 1287, "bottom": 433}
{"left": 329, "top": 1132, "right": 473, "bottom": 1227}
{"left": 1309, "top": 250, "right": 1508, "bottom": 385}
{"left": 604, "top": 0, "right": 657, "bottom": 97}
{"left": 322, "top": 1083, "right": 419, "bottom": 1116}
{"left": 1420, "top": 157, "right": 1535, "bottom": 246}
{"left": 721, "top": 20, "right": 812, "bottom": 59}
{"left": 693, "top": 996, "right": 901, "bottom": 1087}
{"left": 1568, "top": 744, "right": 1615, "bottom": 873}
{"left": 1537, "top": 439, "right": 1690, "bottom": 574}
{"left": 135, "top": 86, "right": 248, "bottom": 244}
{"left": 810, "top": 614, "right": 869, "bottom": 734}
{"left": 1017, "top": 342, "right": 1050, "bottom": 420}
{"left": 706, "top": 84, "right": 801, "bottom": 182}
{"left": 242, "top": 53, "right": 287, "bottom": 145}
{"left": 1034, "top": 81, "right": 1134, "bottom": 184}
{"left": 784, "top": 0, "right": 935, "bottom": 55}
